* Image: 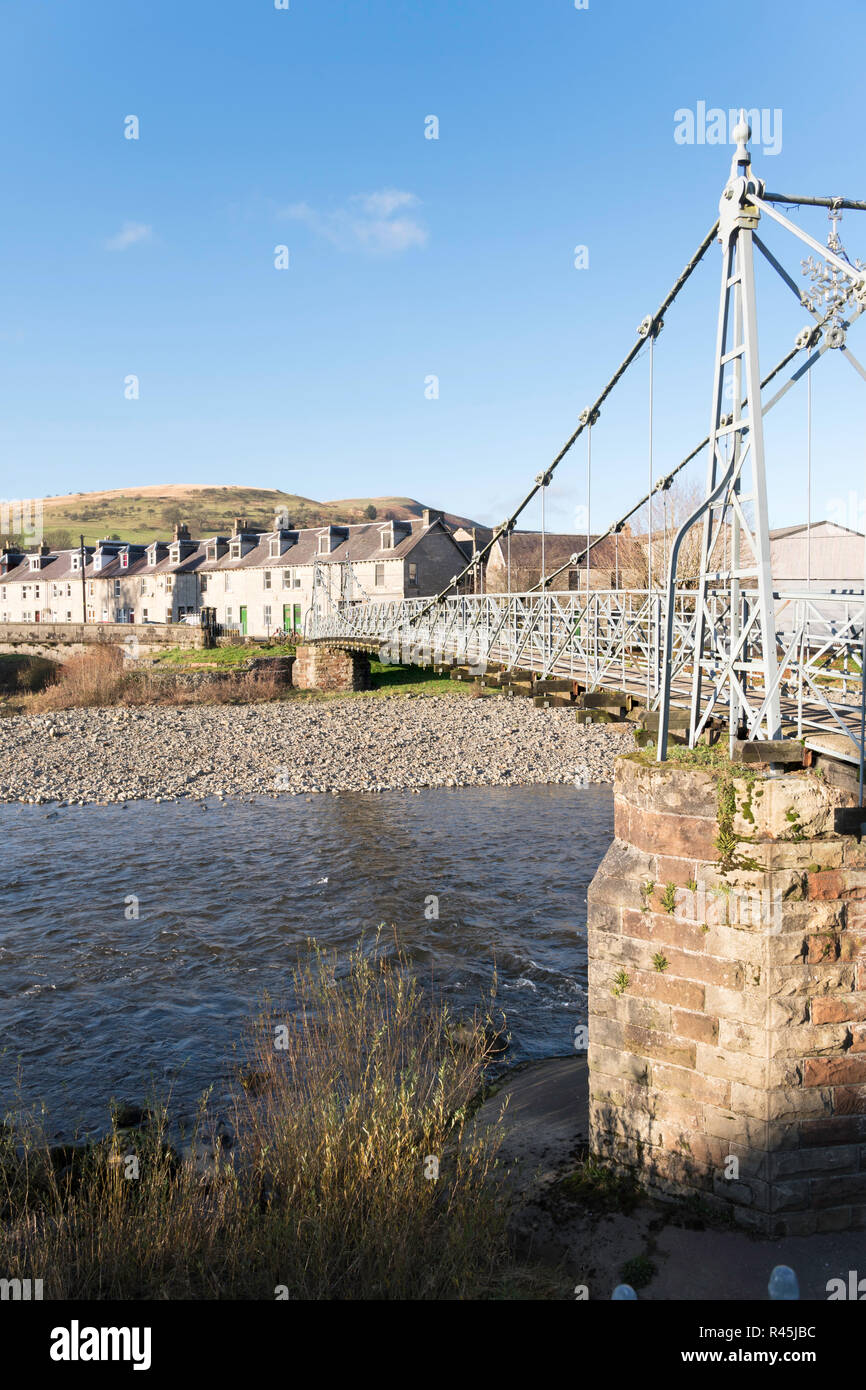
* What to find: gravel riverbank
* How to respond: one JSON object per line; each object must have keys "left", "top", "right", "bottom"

{"left": 0, "top": 695, "right": 635, "bottom": 805}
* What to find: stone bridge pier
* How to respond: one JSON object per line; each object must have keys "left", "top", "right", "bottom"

{"left": 588, "top": 752, "right": 866, "bottom": 1236}
{"left": 294, "top": 643, "right": 372, "bottom": 692}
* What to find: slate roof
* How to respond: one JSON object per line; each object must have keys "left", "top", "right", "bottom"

{"left": 0, "top": 518, "right": 465, "bottom": 586}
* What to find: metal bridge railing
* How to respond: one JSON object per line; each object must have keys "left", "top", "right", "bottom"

{"left": 309, "top": 587, "right": 866, "bottom": 756}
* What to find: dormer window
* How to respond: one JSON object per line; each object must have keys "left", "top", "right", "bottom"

{"left": 169, "top": 545, "right": 181, "bottom": 565}
{"left": 71, "top": 554, "right": 81, "bottom": 571}
{"left": 29, "top": 556, "right": 41, "bottom": 571}
{"left": 120, "top": 553, "right": 129, "bottom": 569}
{"left": 318, "top": 533, "right": 329, "bottom": 554}
{"left": 269, "top": 538, "right": 279, "bottom": 558}
{"left": 230, "top": 542, "right": 241, "bottom": 560}
{"left": 93, "top": 552, "right": 103, "bottom": 572}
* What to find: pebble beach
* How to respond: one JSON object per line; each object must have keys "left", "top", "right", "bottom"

{"left": 0, "top": 694, "right": 635, "bottom": 805}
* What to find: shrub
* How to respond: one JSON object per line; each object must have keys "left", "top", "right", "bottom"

{"left": 0, "top": 939, "right": 512, "bottom": 1300}
{"left": 35, "top": 644, "right": 130, "bottom": 708}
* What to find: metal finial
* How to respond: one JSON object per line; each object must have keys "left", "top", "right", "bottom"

{"left": 731, "top": 108, "right": 751, "bottom": 174}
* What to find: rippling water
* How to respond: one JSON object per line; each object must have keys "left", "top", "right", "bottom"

{"left": 1, "top": 785, "right": 613, "bottom": 1139}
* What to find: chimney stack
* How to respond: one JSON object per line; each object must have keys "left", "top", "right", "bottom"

{"left": 173, "top": 521, "right": 190, "bottom": 541}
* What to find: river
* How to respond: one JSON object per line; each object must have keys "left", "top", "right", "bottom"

{"left": 1, "top": 784, "right": 613, "bottom": 1139}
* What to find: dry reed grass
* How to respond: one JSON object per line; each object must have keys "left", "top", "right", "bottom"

{"left": 29, "top": 644, "right": 286, "bottom": 711}
{"left": 0, "top": 939, "right": 519, "bottom": 1300}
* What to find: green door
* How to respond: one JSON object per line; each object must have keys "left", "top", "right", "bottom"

{"left": 293, "top": 603, "right": 302, "bottom": 633}
{"left": 239, "top": 606, "right": 248, "bottom": 635}
{"left": 283, "top": 604, "right": 292, "bottom": 633}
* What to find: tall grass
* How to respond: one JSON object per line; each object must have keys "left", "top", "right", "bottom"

{"left": 34, "top": 643, "right": 131, "bottom": 708}
{"left": 30, "top": 644, "right": 285, "bottom": 710}
{"left": 0, "top": 940, "right": 515, "bottom": 1300}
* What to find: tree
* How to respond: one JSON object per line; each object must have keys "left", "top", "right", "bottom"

{"left": 630, "top": 478, "right": 707, "bottom": 589}
{"left": 45, "top": 528, "right": 73, "bottom": 550}
{"left": 363, "top": 503, "right": 378, "bottom": 520}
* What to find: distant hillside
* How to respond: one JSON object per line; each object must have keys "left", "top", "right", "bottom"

{"left": 8, "top": 485, "right": 483, "bottom": 548}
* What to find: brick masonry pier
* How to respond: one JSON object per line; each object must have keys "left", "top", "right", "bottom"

{"left": 588, "top": 752, "right": 866, "bottom": 1235}
{"left": 294, "top": 643, "right": 371, "bottom": 692}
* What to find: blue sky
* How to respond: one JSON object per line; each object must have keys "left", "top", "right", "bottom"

{"left": 2, "top": 0, "right": 866, "bottom": 534}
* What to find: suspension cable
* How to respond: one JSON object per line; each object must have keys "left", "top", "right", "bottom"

{"left": 807, "top": 369, "right": 812, "bottom": 589}
{"left": 540, "top": 475, "right": 546, "bottom": 588}
{"left": 412, "top": 219, "right": 721, "bottom": 622}
{"left": 586, "top": 420, "right": 592, "bottom": 600}
{"left": 524, "top": 298, "right": 847, "bottom": 596}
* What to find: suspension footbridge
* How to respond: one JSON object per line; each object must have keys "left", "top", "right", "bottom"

{"left": 308, "top": 117, "right": 866, "bottom": 786}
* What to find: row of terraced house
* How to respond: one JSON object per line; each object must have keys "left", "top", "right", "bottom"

{"left": 0, "top": 509, "right": 472, "bottom": 638}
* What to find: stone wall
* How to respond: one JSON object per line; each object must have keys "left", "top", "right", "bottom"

{"left": 137, "top": 656, "right": 294, "bottom": 694}
{"left": 294, "top": 644, "right": 371, "bottom": 692}
{"left": 0, "top": 622, "right": 203, "bottom": 659}
{"left": 588, "top": 753, "right": 866, "bottom": 1235}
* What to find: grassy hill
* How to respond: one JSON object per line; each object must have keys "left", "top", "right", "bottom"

{"left": 9, "top": 486, "right": 481, "bottom": 549}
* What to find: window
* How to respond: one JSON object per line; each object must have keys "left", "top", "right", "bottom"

{"left": 230, "top": 542, "right": 241, "bottom": 560}
{"left": 200, "top": 575, "right": 208, "bottom": 592}
{"left": 140, "top": 578, "right": 146, "bottom": 594}
{"left": 408, "top": 563, "right": 418, "bottom": 586}
{"left": 318, "top": 534, "right": 329, "bottom": 554}
{"left": 226, "top": 606, "right": 233, "bottom": 624}
{"left": 29, "top": 557, "right": 40, "bottom": 572}
{"left": 269, "top": 539, "right": 279, "bottom": 558}
{"left": 264, "top": 571, "right": 271, "bottom": 589}
{"left": 264, "top": 605, "right": 272, "bottom": 627}
{"left": 165, "top": 576, "right": 173, "bottom": 591}
{"left": 121, "top": 553, "right": 129, "bottom": 568}
{"left": 66, "top": 583, "right": 72, "bottom": 597}
{"left": 65, "top": 610, "right": 72, "bottom": 621}
{"left": 225, "top": 574, "right": 232, "bottom": 592}
{"left": 374, "top": 563, "right": 385, "bottom": 587}
{"left": 142, "top": 608, "right": 148, "bottom": 621}
{"left": 34, "top": 585, "right": 40, "bottom": 599}
{"left": 87, "top": 581, "right": 94, "bottom": 596}
{"left": 71, "top": 554, "right": 80, "bottom": 571}
{"left": 283, "top": 568, "right": 292, "bottom": 588}
{"left": 114, "top": 579, "right": 121, "bottom": 596}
